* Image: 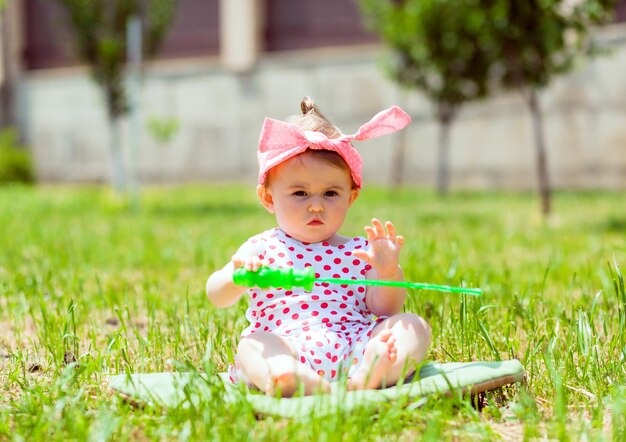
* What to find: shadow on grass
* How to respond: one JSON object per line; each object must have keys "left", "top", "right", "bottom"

{"left": 603, "top": 216, "right": 626, "bottom": 233}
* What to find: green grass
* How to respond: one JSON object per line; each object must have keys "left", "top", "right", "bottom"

{"left": 0, "top": 184, "right": 624, "bottom": 440}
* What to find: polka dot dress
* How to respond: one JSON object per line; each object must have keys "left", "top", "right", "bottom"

{"left": 229, "top": 228, "right": 380, "bottom": 383}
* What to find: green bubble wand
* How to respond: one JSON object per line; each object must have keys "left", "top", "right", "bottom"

{"left": 233, "top": 266, "right": 482, "bottom": 296}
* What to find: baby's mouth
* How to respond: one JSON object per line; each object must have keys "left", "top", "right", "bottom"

{"left": 308, "top": 219, "right": 323, "bottom": 226}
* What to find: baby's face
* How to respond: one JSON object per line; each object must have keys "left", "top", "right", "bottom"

{"left": 259, "top": 153, "right": 359, "bottom": 244}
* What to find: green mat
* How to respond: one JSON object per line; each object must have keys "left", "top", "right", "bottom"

{"left": 109, "top": 359, "right": 524, "bottom": 418}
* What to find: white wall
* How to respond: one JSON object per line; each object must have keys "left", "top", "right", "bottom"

{"left": 24, "top": 26, "right": 626, "bottom": 189}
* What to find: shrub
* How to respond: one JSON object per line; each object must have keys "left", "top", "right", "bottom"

{"left": 0, "top": 128, "right": 34, "bottom": 184}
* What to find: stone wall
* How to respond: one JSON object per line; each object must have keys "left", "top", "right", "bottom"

{"left": 24, "top": 26, "right": 626, "bottom": 189}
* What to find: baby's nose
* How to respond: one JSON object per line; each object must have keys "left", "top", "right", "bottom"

{"left": 308, "top": 197, "right": 324, "bottom": 212}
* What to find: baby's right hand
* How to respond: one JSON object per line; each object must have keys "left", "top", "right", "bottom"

{"left": 231, "top": 255, "right": 268, "bottom": 273}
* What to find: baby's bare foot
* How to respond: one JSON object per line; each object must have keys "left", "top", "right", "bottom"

{"left": 347, "top": 329, "right": 398, "bottom": 390}
{"left": 265, "top": 368, "right": 332, "bottom": 397}
{"left": 265, "top": 371, "right": 298, "bottom": 397}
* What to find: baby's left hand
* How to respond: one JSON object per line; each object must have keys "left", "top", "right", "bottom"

{"left": 352, "top": 218, "right": 404, "bottom": 278}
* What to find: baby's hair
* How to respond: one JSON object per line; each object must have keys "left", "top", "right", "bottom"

{"left": 289, "top": 97, "right": 343, "bottom": 139}
{"left": 279, "top": 97, "right": 354, "bottom": 185}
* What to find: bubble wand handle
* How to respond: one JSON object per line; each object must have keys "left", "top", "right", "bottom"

{"left": 233, "top": 266, "right": 317, "bottom": 291}
{"left": 233, "top": 267, "right": 482, "bottom": 296}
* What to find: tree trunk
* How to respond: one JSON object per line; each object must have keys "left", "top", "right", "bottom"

{"left": 0, "top": 80, "right": 13, "bottom": 129}
{"left": 436, "top": 116, "right": 452, "bottom": 195}
{"left": 0, "top": 8, "right": 17, "bottom": 130}
{"left": 109, "top": 116, "right": 127, "bottom": 192}
{"left": 389, "top": 91, "right": 408, "bottom": 188}
{"left": 126, "top": 15, "right": 143, "bottom": 209}
{"left": 390, "top": 121, "right": 407, "bottom": 188}
{"left": 526, "top": 89, "right": 551, "bottom": 216}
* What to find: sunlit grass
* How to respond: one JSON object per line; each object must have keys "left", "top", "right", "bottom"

{"left": 0, "top": 184, "right": 624, "bottom": 440}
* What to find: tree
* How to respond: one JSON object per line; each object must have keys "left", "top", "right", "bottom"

{"left": 487, "top": 0, "right": 617, "bottom": 216}
{"left": 359, "top": 0, "right": 498, "bottom": 194}
{"left": 55, "top": 0, "right": 176, "bottom": 192}
{"left": 361, "top": 0, "right": 617, "bottom": 213}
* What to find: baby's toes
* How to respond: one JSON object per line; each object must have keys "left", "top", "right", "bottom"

{"left": 266, "top": 372, "right": 297, "bottom": 397}
{"left": 378, "top": 329, "right": 393, "bottom": 342}
{"left": 388, "top": 347, "right": 397, "bottom": 362}
{"left": 386, "top": 338, "right": 398, "bottom": 361}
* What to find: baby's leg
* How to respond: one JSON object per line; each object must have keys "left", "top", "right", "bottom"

{"left": 237, "top": 332, "right": 330, "bottom": 397}
{"left": 348, "top": 313, "right": 430, "bottom": 390}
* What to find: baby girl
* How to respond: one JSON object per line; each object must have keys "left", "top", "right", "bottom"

{"left": 206, "top": 98, "right": 430, "bottom": 396}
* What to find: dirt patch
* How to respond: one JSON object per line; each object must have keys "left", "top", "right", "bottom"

{"left": 0, "top": 315, "right": 40, "bottom": 355}
{"left": 489, "top": 422, "right": 525, "bottom": 441}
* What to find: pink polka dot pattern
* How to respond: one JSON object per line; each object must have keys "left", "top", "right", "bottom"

{"left": 231, "top": 228, "right": 380, "bottom": 383}
{"left": 257, "top": 105, "right": 411, "bottom": 189}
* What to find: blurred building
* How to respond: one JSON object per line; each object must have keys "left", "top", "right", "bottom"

{"left": 2, "top": 0, "right": 626, "bottom": 189}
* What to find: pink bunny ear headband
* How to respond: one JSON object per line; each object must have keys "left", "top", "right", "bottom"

{"left": 257, "top": 105, "right": 411, "bottom": 188}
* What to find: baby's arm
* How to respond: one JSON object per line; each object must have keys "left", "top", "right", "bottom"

{"left": 351, "top": 219, "right": 407, "bottom": 317}
{"left": 206, "top": 242, "right": 265, "bottom": 308}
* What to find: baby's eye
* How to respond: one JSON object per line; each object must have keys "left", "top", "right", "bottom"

{"left": 324, "top": 190, "right": 339, "bottom": 197}
{"left": 292, "top": 190, "right": 307, "bottom": 197}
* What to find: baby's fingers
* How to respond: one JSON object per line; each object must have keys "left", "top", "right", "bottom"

{"left": 385, "top": 221, "right": 396, "bottom": 243}
{"left": 363, "top": 225, "right": 376, "bottom": 242}
{"left": 247, "top": 260, "right": 261, "bottom": 272}
{"left": 351, "top": 249, "right": 372, "bottom": 264}
{"left": 231, "top": 255, "right": 245, "bottom": 269}
{"left": 395, "top": 235, "right": 405, "bottom": 248}
{"left": 371, "top": 218, "right": 385, "bottom": 238}
{"left": 232, "top": 256, "right": 267, "bottom": 272}
{"left": 248, "top": 258, "right": 269, "bottom": 272}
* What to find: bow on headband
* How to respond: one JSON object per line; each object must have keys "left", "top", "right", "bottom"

{"left": 257, "top": 105, "right": 411, "bottom": 188}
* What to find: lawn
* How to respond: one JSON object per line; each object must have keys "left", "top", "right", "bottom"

{"left": 0, "top": 184, "right": 624, "bottom": 440}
